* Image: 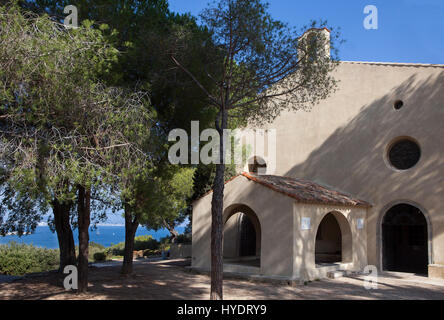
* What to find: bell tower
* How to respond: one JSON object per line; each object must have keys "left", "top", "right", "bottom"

{"left": 298, "top": 27, "right": 331, "bottom": 60}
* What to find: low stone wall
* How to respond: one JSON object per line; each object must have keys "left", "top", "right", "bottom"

{"left": 169, "top": 244, "right": 192, "bottom": 259}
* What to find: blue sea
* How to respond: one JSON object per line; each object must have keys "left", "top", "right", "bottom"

{"left": 0, "top": 225, "right": 185, "bottom": 249}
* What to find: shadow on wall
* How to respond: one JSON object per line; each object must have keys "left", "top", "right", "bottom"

{"left": 194, "top": 68, "right": 444, "bottom": 277}
{"left": 284, "top": 69, "right": 444, "bottom": 261}
{"left": 286, "top": 71, "right": 444, "bottom": 199}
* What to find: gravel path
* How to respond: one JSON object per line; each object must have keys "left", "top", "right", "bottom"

{"left": 1, "top": 259, "right": 444, "bottom": 300}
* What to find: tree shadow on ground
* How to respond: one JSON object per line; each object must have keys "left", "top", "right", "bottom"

{"left": 1, "top": 259, "right": 444, "bottom": 300}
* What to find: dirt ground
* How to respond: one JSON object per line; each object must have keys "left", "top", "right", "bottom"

{"left": 1, "top": 259, "right": 444, "bottom": 300}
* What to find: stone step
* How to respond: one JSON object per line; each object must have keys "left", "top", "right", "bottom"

{"left": 327, "top": 270, "right": 346, "bottom": 279}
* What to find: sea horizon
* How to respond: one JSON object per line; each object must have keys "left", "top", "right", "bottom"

{"left": 0, "top": 225, "right": 185, "bottom": 249}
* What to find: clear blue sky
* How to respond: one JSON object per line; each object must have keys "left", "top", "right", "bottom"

{"left": 169, "top": 0, "right": 444, "bottom": 64}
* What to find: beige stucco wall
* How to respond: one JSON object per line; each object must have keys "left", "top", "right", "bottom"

{"left": 192, "top": 175, "right": 295, "bottom": 277}
{"left": 257, "top": 62, "right": 444, "bottom": 270}
{"left": 293, "top": 204, "right": 367, "bottom": 280}
{"left": 192, "top": 175, "right": 368, "bottom": 280}
{"left": 192, "top": 61, "right": 444, "bottom": 279}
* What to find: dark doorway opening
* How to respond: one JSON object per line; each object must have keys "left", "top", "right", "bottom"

{"left": 223, "top": 206, "right": 261, "bottom": 268}
{"left": 382, "top": 204, "right": 428, "bottom": 275}
{"left": 239, "top": 213, "right": 256, "bottom": 257}
{"left": 315, "top": 213, "right": 342, "bottom": 264}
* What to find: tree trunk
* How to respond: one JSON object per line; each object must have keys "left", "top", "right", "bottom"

{"left": 163, "top": 219, "right": 179, "bottom": 243}
{"left": 121, "top": 205, "right": 139, "bottom": 275}
{"left": 77, "top": 185, "right": 91, "bottom": 293}
{"left": 52, "top": 199, "right": 76, "bottom": 272}
{"left": 210, "top": 110, "right": 227, "bottom": 300}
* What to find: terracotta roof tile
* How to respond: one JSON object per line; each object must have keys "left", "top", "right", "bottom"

{"left": 242, "top": 172, "right": 372, "bottom": 208}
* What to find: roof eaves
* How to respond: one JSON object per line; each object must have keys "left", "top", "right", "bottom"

{"left": 241, "top": 172, "right": 372, "bottom": 209}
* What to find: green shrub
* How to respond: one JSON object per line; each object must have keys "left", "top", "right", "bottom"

{"left": 175, "top": 234, "right": 192, "bottom": 244}
{"left": 143, "top": 248, "right": 162, "bottom": 257}
{"left": 133, "top": 235, "right": 159, "bottom": 251}
{"left": 0, "top": 242, "right": 60, "bottom": 276}
{"left": 160, "top": 236, "right": 171, "bottom": 245}
{"left": 76, "top": 241, "right": 107, "bottom": 262}
{"left": 105, "top": 243, "right": 124, "bottom": 256}
{"left": 89, "top": 242, "right": 105, "bottom": 250}
{"left": 93, "top": 252, "right": 107, "bottom": 262}
{"left": 106, "top": 235, "right": 160, "bottom": 257}
{"left": 88, "top": 242, "right": 106, "bottom": 262}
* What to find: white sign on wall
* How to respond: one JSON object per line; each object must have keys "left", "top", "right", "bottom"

{"left": 301, "top": 217, "right": 311, "bottom": 230}
{"left": 357, "top": 218, "right": 365, "bottom": 230}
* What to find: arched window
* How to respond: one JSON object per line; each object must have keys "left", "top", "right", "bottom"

{"left": 248, "top": 156, "right": 267, "bottom": 174}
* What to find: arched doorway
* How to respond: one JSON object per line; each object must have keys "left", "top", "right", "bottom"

{"left": 223, "top": 205, "right": 261, "bottom": 267}
{"left": 315, "top": 212, "right": 352, "bottom": 265}
{"left": 382, "top": 203, "right": 428, "bottom": 274}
